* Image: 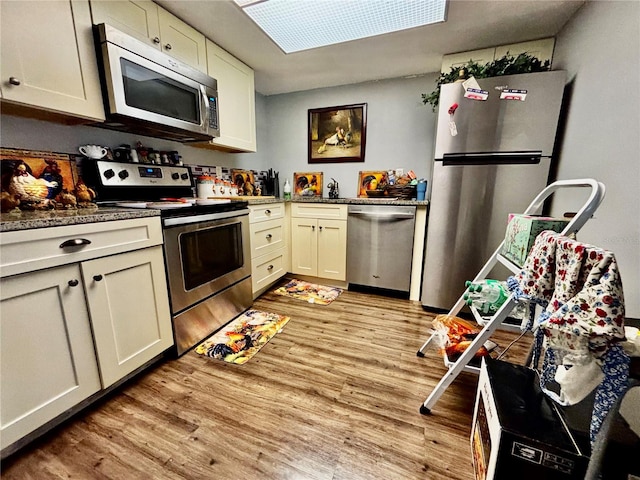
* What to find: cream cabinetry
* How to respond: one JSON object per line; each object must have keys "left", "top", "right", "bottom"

{"left": 0, "top": 217, "right": 172, "bottom": 454}
{"left": 290, "top": 204, "right": 347, "bottom": 281}
{"left": 205, "top": 40, "right": 257, "bottom": 152}
{"left": 0, "top": 0, "right": 105, "bottom": 121}
{"left": 0, "top": 265, "right": 102, "bottom": 452}
{"left": 441, "top": 38, "right": 555, "bottom": 73}
{"left": 248, "top": 203, "right": 288, "bottom": 297}
{"left": 90, "top": 0, "right": 207, "bottom": 72}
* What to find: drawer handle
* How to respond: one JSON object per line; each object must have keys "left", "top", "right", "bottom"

{"left": 267, "top": 264, "right": 274, "bottom": 270}
{"left": 266, "top": 233, "right": 272, "bottom": 240}
{"left": 265, "top": 209, "right": 271, "bottom": 215}
{"left": 9, "top": 77, "right": 21, "bottom": 86}
{"left": 93, "top": 274, "right": 103, "bottom": 282}
{"left": 60, "top": 238, "right": 91, "bottom": 248}
{"left": 68, "top": 279, "right": 79, "bottom": 287}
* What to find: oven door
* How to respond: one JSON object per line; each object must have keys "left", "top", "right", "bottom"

{"left": 163, "top": 210, "right": 251, "bottom": 314}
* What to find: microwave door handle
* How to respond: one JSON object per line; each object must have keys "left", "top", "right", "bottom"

{"left": 200, "top": 87, "right": 209, "bottom": 130}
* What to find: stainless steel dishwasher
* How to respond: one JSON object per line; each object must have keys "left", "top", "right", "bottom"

{"left": 347, "top": 205, "right": 416, "bottom": 293}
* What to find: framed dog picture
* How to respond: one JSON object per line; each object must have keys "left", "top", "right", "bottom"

{"left": 308, "top": 103, "right": 367, "bottom": 163}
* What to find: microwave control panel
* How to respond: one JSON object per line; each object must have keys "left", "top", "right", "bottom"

{"left": 208, "top": 96, "right": 219, "bottom": 130}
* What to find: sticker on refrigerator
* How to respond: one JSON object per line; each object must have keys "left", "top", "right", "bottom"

{"left": 464, "top": 88, "right": 489, "bottom": 101}
{"left": 500, "top": 89, "right": 528, "bottom": 101}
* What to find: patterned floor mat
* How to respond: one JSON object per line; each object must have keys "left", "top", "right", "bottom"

{"left": 194, "top": 309, "right": 290, "bottom": 364}
{"left": 273, "top": 278, "right": 342, "bottom": 305}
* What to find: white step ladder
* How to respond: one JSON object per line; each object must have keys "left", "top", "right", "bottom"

{"left": 417, "top": 179, "right": 606, "bottom": 414}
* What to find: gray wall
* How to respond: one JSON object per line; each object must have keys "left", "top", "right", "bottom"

{"left": 261, "top": 74, "right": 438, "bottom": 199}
{"left": 0, "top": 107, "right": 267, "bottom": 171}
{"left": 552, "top": 0, "right": 640, "bottom": 316}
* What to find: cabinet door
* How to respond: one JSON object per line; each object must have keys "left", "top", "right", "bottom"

{"left": 90, "top": 0, "right": 161, "bottom": 49}
{"left": 0, "top": 0, "right": 105, "bottom": 121}
{"left": 317, "top": 219, "right": 347, "bottom": 281}
{"left": 290, "top": 218, "right": 318, "bottom": 277}
{"left": 1, "top": 265, "right": 101, "bottom": 451}
{"left": 158, "top": 8, "right": 207, "bottom": 72}
{"left": 81, "top": 246, "right": 173, "bottom": 388}
{"left": 206, "top": 40, "right": 257, "bottom": 152}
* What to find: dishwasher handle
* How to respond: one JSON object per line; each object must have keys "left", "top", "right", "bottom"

{"left": 348, "top": 211, "right": 415, "bottom": 220}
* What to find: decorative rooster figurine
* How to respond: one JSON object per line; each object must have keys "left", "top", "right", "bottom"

{"left": 8, "top": 162, "right": 59, "bottom": 207}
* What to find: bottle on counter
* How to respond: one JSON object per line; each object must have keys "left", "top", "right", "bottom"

{"left": 283, "top": 179, "right": 292, "bottom": 200}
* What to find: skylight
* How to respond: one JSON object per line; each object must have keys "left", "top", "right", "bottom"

{"left": 234, "top": 0, "right": 448, "bottom": 54}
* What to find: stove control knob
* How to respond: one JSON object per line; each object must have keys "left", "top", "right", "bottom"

{"left": 118, "top": 170, "right": 129, "bottom": 180}
{"left": 103, "top": 168, "right": 115, "bottom": 179}
{"left": 181, "top": 173, "right": 189, "bottom": 180}
{"left": 171, "top": 172, "right": 180, "bottom": 180}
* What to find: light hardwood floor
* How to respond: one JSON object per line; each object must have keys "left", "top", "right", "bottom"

{"left": 2, "top": 280, "right": 531, "bottom": 479}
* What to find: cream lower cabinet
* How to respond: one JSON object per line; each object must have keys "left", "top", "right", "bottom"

{"left": 81, "top": 246, "right": 173, "bottom": 388}
{"left": 0, "top": 264, "right": 101, "bottom": 452}
{"left": 0, "top": 218, "right": 172, "bottom": 454}
{"left": 248, "top": 203, "right": 288, "bottom": 297}
{"left": 290, "top": 204, "right": 347, "bottom": 281}
{"left": 0, "top": 0, "right": 105, "bottom": 121}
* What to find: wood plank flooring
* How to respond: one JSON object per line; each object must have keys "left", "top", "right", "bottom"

{"left": 2, "top": 280, "right": 532, "bottom": 479}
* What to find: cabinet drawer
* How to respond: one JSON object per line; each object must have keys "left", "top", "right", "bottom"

{"left": 291, "top": 203, "right": 347, "bottom": 220}
{"left": 249, "top": 218, "right": 284, "bottom": 258}
{"left": 249, "top": 203, "right": 284, "bottom": 223}
{"left": 0, "top": 217, "right": 163, "bottom": 278}
{"left": 252, "top": 248, "right": 286, "bottom": 292}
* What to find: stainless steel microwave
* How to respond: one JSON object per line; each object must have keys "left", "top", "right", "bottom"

{"left": 94, "top": 23, "right": 219, "bottom": 142}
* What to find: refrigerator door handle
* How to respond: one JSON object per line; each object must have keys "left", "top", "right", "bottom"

{"left": 442, "top": 151, "right": 542, "bottom": 166}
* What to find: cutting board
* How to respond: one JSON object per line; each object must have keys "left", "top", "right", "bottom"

{"left": 211, "top": 196, "right": 276, "bottom": 201}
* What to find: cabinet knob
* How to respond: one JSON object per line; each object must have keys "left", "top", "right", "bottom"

{"left": 266, "top": 233, "right": 272, "bottom": 240}
{"left": 164, "top": 43, "right": 172, "bottom": 50}
{"left": 9, "top": 77, "right": 21, "bottom": 86}
{"left": 152, "top": 36, "right": 160, "bottom": 44}
{"left": 267, "top": 264, "right": 274, "bottom": 270}
{"left": 60, "top": 238, "right": 91, "bottom": 249}
{"left": 312, "top": 225, "right": 315, "bottom": 231}
{"left": 68, "top": 279, "right": 79, "bottom": 287}
{"left": 265, "top": 209, "right": 271, "bottom": 215}
{"left": 319, "top": 226, "right": 323, "bottom": 231}
{"left": 93, "top": 274, "right": 103, "bottom": 282}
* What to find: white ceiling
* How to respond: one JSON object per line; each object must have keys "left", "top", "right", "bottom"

{"left": 156, "top": 0, "right": 585, "bottom": 96}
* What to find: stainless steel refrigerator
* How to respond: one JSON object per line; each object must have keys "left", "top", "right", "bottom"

{"left": 421, "top": 70, "right": 566, "bottom": 310}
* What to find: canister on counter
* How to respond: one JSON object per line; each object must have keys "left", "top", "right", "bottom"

{"left": 196, "top": 175, "right": 214, "bottom": 198}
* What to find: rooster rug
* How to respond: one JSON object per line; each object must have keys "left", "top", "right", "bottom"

{"left": 273, "top": 279, "right": 342, "bottom": 305}
{"left": 194, "top": 309, "right": 290, "bottom": 364}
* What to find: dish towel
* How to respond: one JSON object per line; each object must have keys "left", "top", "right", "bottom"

{"left": 506, "top": 230, "right": 629, "bottom": 446}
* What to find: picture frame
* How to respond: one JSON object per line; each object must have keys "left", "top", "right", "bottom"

{"left": 293, "top": 172, "right": 323, "bottom": 197}
{"left": 357, "top": 171, "right": 387, "bottom": 197}
{"left": 231, "top": 169, "right": 256, "bottom": 195}
{"left": 308, "top": 103, "right": 367, "bottom": 163}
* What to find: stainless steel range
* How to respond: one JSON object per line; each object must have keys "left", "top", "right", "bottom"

{"left": 83, "top": 160, "right": 252, "bottom": 356}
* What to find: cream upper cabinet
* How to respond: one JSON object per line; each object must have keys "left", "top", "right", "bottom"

{"left": 0, "top": 0, "right": 105, "bottom": 121}
{"left": 442, "top": 38, "right": 556, "bottom": 73}
{"left": 206, "top": 40, "right": 257, "bottom": 152}
{"left": 290, "top": 204, "right": 347, "bottom": 281}
{"left": 90, "top": 0, "right": 207, "bottom": 72}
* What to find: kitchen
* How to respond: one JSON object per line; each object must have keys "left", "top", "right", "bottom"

{"left": 1, "top": 1, "right": 639, "bottom": 478}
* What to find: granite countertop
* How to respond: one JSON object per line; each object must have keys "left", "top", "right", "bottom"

{"left": 0, "top": 207, "right": 160, "bottom": 233}
{"left": 0, "top": 196, "right": 428, "bottom": 232}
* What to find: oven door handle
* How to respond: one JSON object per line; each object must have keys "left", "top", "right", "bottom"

{"left": 163, "top": 208, "right": 249, "bottom": 227}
